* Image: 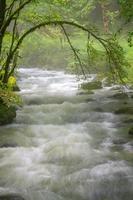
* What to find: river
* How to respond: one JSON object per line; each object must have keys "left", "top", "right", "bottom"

{"left": 0, "top": 68, "right": 133, "bottom": 200}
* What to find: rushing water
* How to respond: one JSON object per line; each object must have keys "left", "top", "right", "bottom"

{"left": 0, "top": 68, "right": 133, "bottom": 200}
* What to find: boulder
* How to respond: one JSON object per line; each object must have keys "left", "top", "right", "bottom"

{"left": 0, "top": 104, "right": 16, "bottom": 125}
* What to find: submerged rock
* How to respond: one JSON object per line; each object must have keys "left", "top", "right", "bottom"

{"left": 93, "top": 107, "right": 103, "bottom": 112}
{"left": 112, "top": 139, "right": 127, "bottom": 145}
{"left": 85, "top": 98, "right": 95, "bottom": 102}
{"left": 0, "top": 104, "right": 16, "bottom": 125}
{"left": 0, "top": 143, "right": 17, "bottom": 148}
{"left": 77, "top": 90, "right": 94, "bottom": 95}
{"left": 128, "top": 127, "right": 133, "bottom": 135}
{"left": 114, "top": 107, "right": 133, "bottom": 115}
{"left": 109, "top": 92, "right": 129, "bottom": 99}
{"left": 0, "top": 195, "right": 25, "bottom": 200}
{"left": 123, "top": 118, "right": 133, "bottom": 123}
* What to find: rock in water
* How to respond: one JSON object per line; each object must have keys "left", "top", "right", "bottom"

{"left": 0, "top": 104, "right": 16, "bottom": 125}
{"left": 110, "top": 92, "right": 128, "bottom": 99}
{"left": 114, "top": 107, "right": 133, "bottom": 115}
{"left": 13, "top": 85, "right": 20, "bottom": 91}
{"left": 0, "top": 143, "right": 17, "bottom": 148}
{"left": 81, "top": 81, "right": 102, "bottom": 91}
{"left": 128, "top": 127, "right": 133, "bottom": 135}
{"left": 0, "top": 195, "right": 25, "bottom": 200}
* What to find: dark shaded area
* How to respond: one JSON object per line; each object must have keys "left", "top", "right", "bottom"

{"left": 0, "top": 104, "right": 16, "bottom": 125}
{"left": 0, "top": 195, "right": 25, "bottom": 200}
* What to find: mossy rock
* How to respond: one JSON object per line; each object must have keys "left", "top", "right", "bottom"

{"left": 0, "top": 104, "right": 16, "bottom": 125}
{"left": 13, "top": 85, "right": 20, "bottom": 91}
{"left": 114, "top": 107, "right": 133, "bottom": 115}
{"left": 81, "top": 81, "right": 102, "bottom": 91}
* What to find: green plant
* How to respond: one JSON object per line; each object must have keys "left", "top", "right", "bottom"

{"left": 0, "top": 87, "right": 22, "bottom": 107}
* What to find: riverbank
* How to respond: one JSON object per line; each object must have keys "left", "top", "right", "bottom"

{"left": 0, "top": 104, "right": 16, "bottom": 125}
{"left": 0, "top": 88, "right": 20, "bottom": 125}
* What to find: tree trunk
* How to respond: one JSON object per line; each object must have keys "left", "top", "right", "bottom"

{"left": 101, "top": 2, "right": 109, "bottom": 33}
{"left": 0, "top": 0, "right": 6, "bottom": 54}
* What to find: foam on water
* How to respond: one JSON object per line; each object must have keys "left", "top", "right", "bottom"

{"left": 0, "top": 68, "right": 133, "bottom": 200}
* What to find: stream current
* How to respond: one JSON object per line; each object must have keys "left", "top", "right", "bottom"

{"left": 0, "top": 68, "right": 133, "bottom": 200}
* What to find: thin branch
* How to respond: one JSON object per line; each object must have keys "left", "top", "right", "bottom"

{"left": 0, "top": 0, "right": 32, "bottom": 34}
{"left": 3, "top": 0, "right": 22, "bottom": 82}
{"left": 10, "top": 20, "right": 109, "bottom": 66}
{"left": 5, "top": 0, "right": 17, "bottom": 19}
{"left": 61, "top": 25, "right": 86, "bottom": 78}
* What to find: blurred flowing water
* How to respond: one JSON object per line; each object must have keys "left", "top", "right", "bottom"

{"left": 0, "top": 68, "right": 133, "bottom": 200}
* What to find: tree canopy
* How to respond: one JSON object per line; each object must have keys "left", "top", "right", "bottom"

{"left": 0, "top": 0, "right": 133, "bottom": 86}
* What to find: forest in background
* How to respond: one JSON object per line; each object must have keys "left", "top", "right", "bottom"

{"left": 18, "top": 0, "right": 133, "bottom": 83}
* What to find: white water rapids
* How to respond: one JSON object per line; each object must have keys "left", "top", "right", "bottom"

{"left": 0, "top": 68, "right": 133, "bottom": 200}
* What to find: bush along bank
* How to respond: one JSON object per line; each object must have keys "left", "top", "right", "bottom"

{"left": 0, "top": 77, "right": 21, "bottom": 125}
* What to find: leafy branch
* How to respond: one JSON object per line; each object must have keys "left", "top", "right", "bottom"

{"left": 6, "top": 20, "right": 128, "bottom": 83}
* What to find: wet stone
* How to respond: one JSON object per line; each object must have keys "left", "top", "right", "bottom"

{"left": 93, "top": 107, "right": 103, "bottom": 112}
{"left": 77, "top": 91, "right": 94, "bottom": 95}
{"left": 128, "top": 127, "right": 133, "bottom": 135}
{"left": 123, "top": 118, "right": 133, "bottom": 123}
{"left": 85, "top": 98, "right": 95, "bottom": 102}
{"left": 13, "top": 85, "right": 20, "bottom": 92}
{"left": 109, "top": 92, "right": 129, "bottom": 99}
{"left": 114, "top": 107, "right": 133, "bottom": 115}
{"left": 0, "top": 195, "right": 25, "bottom": 200}
{"left": 112, "top": 139, "right": 127, "bottom": 145}
{"left": 0, "top": 143, "right": 18, "bottom": 148}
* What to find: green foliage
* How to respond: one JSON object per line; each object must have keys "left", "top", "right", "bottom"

{"left": 0, "top": 0, "right": 132, "bottom": 85}
{"left": 128, "top": 31, "right": 133, "bottom": 47}
{"left": 105, "top": 36, "right": 130, "bottom": 82}
{"left": 19, "top": 31, "right": 70, "bottom": 69}
{"left": 118, "top": 0, "right": 133, "bottom": 22}
{"left": 7, "top": 76, "right": 17, "bottom": 89}
{"left": 0, "top": 74, "right": 21, "bottom": 107}
{"left": 0, "top": 87, "right": 22, "bottom": 107}
{"left": 0, "top": 103, "right": 16, "bottom": 125}
{"left": 87, "top": 38, "right": 105, "bottom": 69}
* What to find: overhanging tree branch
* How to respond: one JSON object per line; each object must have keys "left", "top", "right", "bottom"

{"left": 9, "top": 20, "right": 109, "bottom": 66}
{"left": 61, "top": 24, "right": 86, "bottom": 78}
{"left": 3, "top": 20, "right": 127, "bottom": 83}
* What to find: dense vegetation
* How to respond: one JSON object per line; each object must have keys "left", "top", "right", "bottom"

{"left": 0, "top": 0, "right": 133, "bottom": 124}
